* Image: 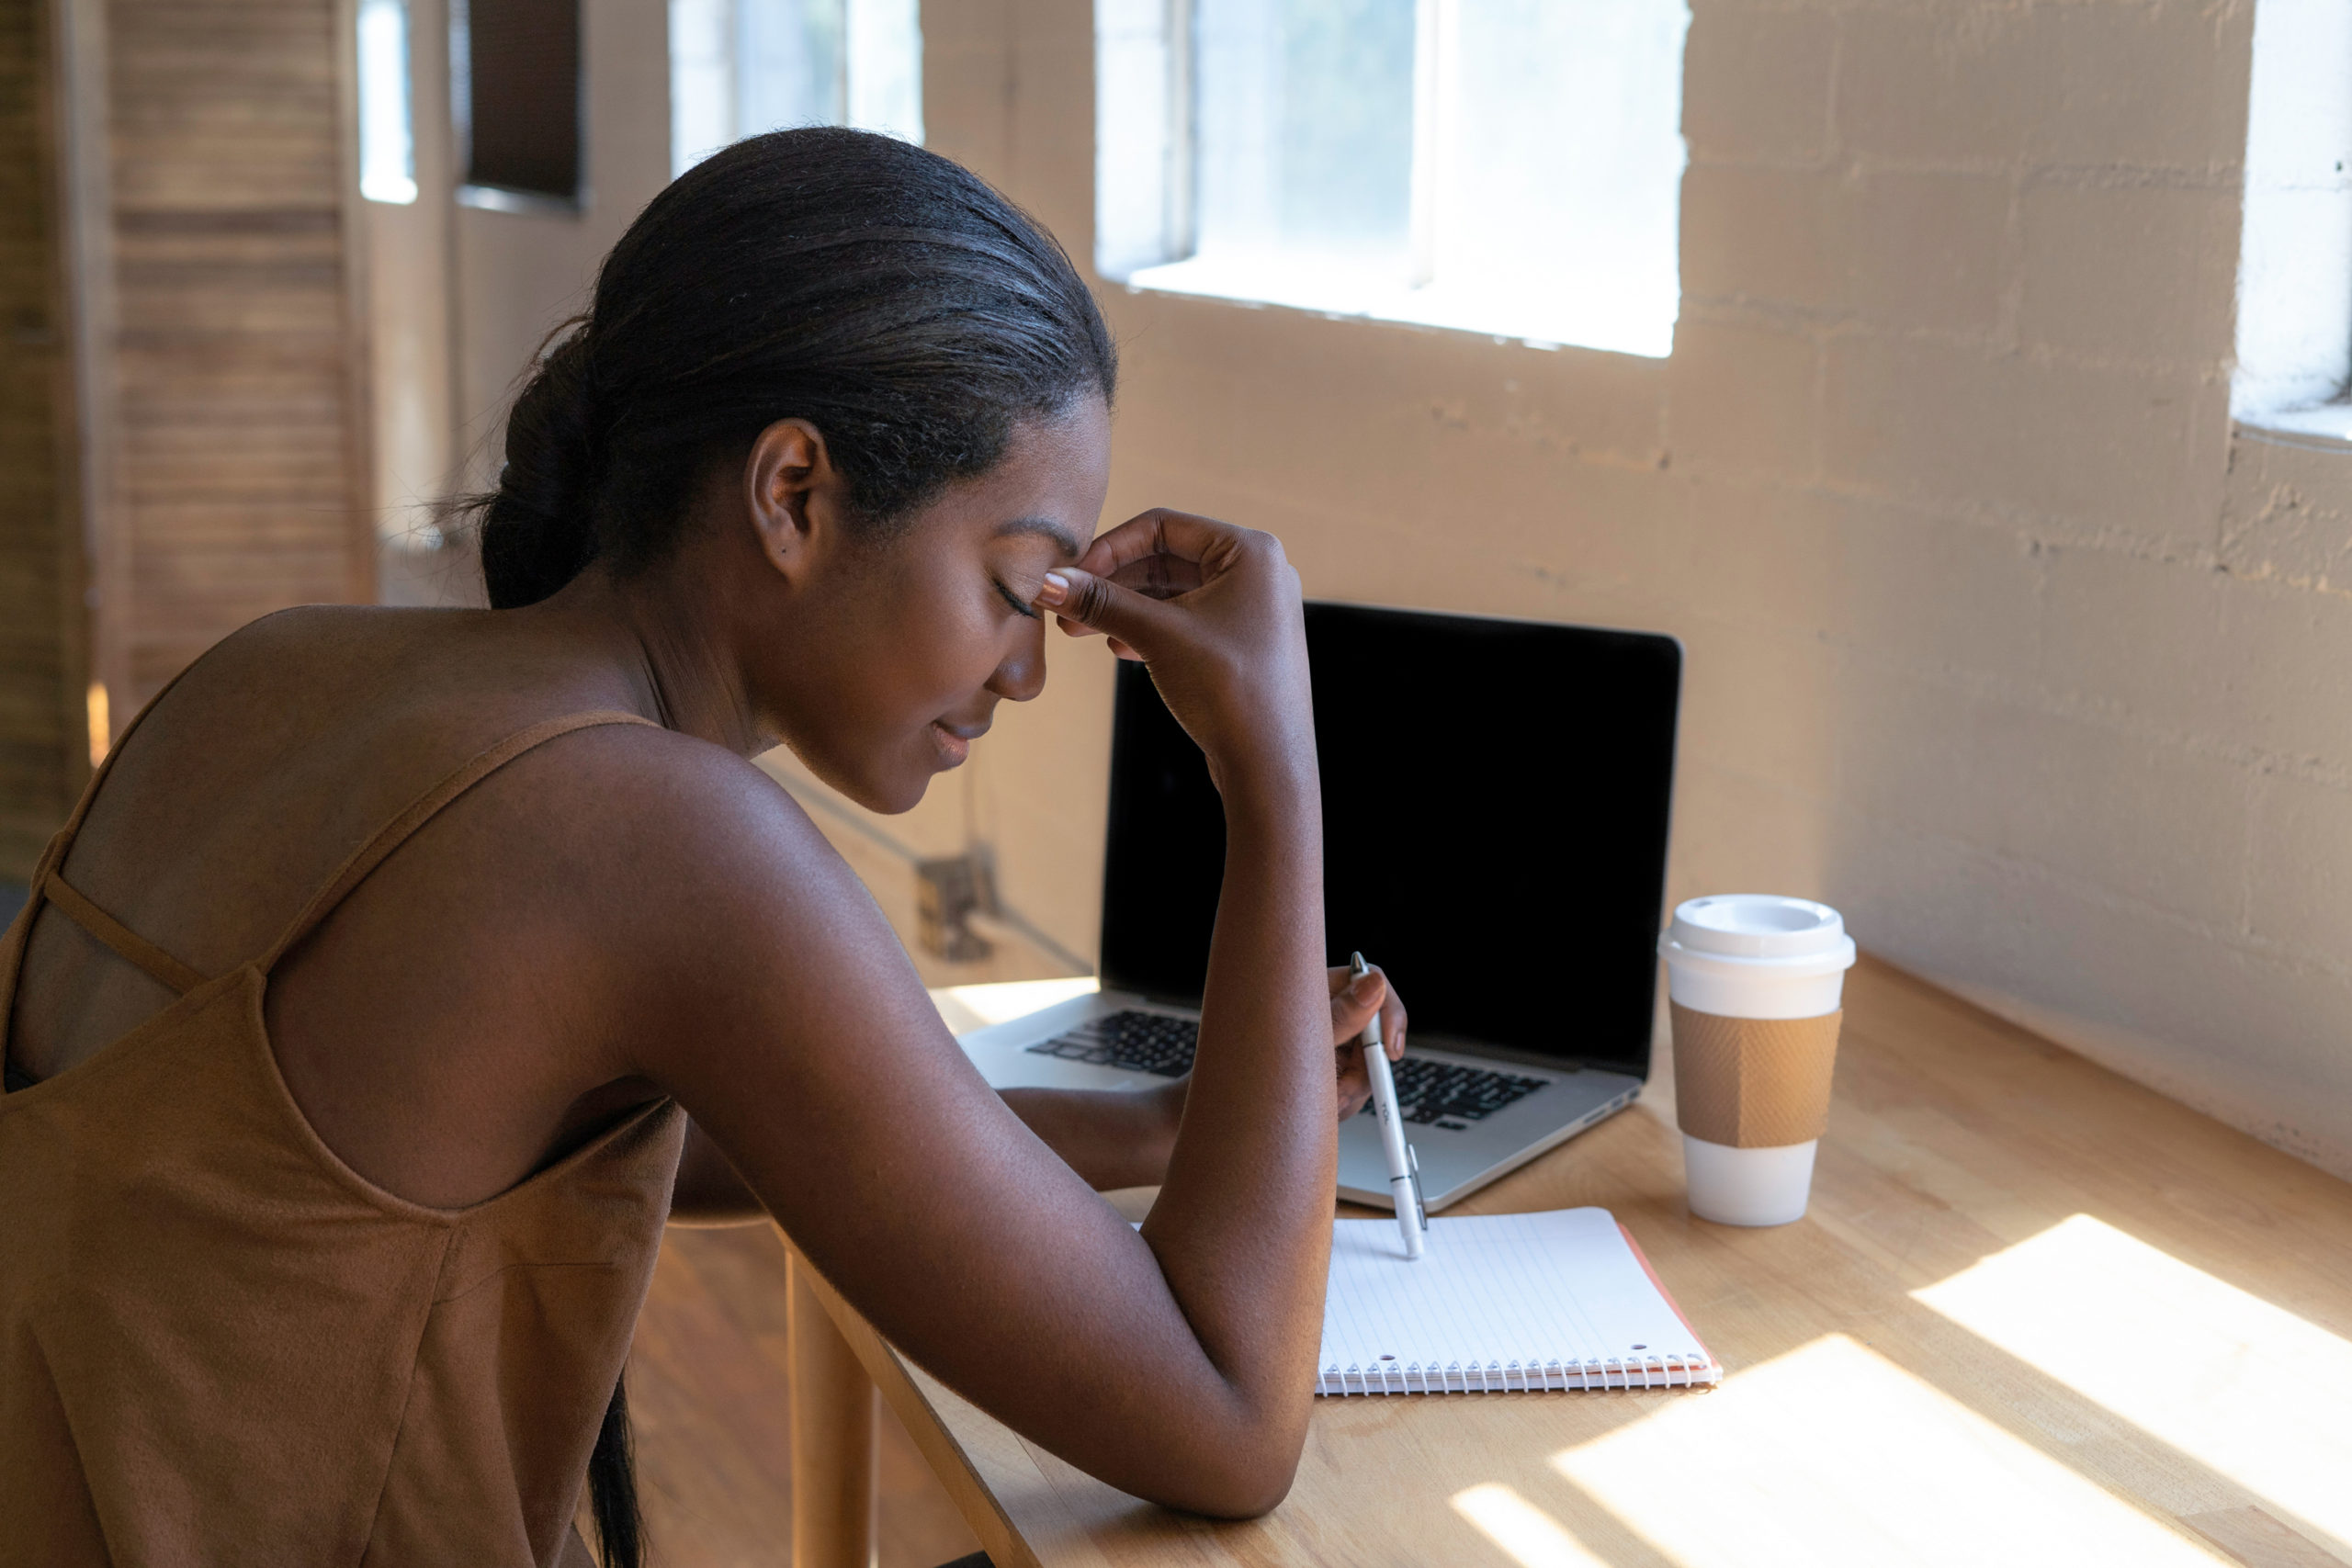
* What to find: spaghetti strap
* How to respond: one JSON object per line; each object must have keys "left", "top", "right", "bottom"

{"left": 254, "top": 711, "right": 661, "bottom": 977}
{"left": 43, "top": 875, "right": 209, "bottom": 995}
{"left": 0, "top": 661, "right": 214, "bottom": 1036}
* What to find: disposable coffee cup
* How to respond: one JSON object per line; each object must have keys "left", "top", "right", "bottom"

{"left": 1658, "top": 895, "right": 1857, "bottom": 1226}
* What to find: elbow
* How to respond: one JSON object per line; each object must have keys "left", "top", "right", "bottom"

{"left": 1193, "top": 1469, "right": 1297, "bottom": 1521}
{"left": 1155, "top": 1423, "right": 1305, "bottom": 1519}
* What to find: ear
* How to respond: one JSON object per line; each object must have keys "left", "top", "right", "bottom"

{"left": 742, "top": 418, "right": 848, "bottom": 583}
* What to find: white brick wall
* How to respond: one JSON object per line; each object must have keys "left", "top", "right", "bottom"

{"left": 913, "top": 0, "right": 2352, "bottom": 1178}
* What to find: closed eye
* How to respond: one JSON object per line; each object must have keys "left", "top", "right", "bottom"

{"left": 995, "top": 580, "right": 1040, "bottom": 620}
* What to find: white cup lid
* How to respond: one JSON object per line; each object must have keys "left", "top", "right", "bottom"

{"left": 1667, "top": 895, "right": 1848, "bottom": 960}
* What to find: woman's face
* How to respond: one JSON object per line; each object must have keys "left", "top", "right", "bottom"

{"left": 754, "top": 398, "right": 1114, "bottom": 813}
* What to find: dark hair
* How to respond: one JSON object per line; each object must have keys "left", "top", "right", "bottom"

{"left": 587, "top": 1373, "right": 641, "bottom": 1568}
{"left": 469, "top": 128, "right": 1118, "bottom": 608}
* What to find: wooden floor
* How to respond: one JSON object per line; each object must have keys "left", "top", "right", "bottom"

{"left": 626, "top": 1224, "right": 983, "bottom": 1568}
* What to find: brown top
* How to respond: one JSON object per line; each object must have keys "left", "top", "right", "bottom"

{"left": 0, "top": 701, "right": 685, "bottom": 1567}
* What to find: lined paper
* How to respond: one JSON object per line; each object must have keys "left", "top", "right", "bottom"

{"left": 1317, "top": 1209, "right": 1721, "bottom": 1395}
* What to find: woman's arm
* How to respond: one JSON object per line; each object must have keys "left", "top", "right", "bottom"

{"left": 615, "top": 515, "right": 1338, "bottom": 1515}
{"left": 996, "top": 1083, "right": 1186, "bottom": 1190}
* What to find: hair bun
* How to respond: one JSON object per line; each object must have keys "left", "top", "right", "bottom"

{"left": 478, "top": 328, "right": 601, "bottom": 609}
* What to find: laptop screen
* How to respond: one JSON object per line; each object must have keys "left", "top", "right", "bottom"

{"left": 1098, "top": 602, "right": 1680, "bottom": 1077}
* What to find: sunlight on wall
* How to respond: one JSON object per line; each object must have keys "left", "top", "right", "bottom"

{"left": 1550, "top": 1334, "right": 2229, "bottom": 1567}
{"left": 1915, "top": 1213, "right": 2352, "bottom": 1555}
{"left": 1451, "top": 1483, "right": 1611, "bottom": 1568}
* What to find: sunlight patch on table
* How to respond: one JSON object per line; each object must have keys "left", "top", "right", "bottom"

{"left": 1451, "top": 1483, "right": 1613, "bottom": 1568}
{"left": 1551, "top": 1334, "right": 2230, "bottom": 1567}
{"left": 930, "top": 976, "right": 1098, "bottom": 1034}
{"left": 1915, "top": 1213, "right": 2352, "bottom": 1553}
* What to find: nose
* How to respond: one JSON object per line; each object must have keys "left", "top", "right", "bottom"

{"left": 988, "top": 615, "right": 1047, "bottom": 704}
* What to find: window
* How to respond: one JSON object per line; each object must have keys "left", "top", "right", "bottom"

{"left": 1096, "top": 0, "right": 1691, "bottom": 358}
{"left": 669, "top": 0, "right": 922, "bottom": 180}
{"left": 2233, "top": 0, "right": 2352, "bottom": 437}
{"left": 357, "top": 0, "right": 418, "bottom": 204}
{"left": 455, "top": 0, "right": 584, "bottom": 210}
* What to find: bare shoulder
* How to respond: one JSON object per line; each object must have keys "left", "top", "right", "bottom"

{"left": 474, "top": 722, "right": 931, "bottom": 1085}
{"left": 473, "top": 721, "right": 881, "bottom": 964}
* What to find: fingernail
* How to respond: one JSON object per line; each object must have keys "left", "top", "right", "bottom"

{"left": 1350, "top": 972, "right": 1377, "bottom": 997}
{"left": 1037, "top": 570, "right": 1069, "bottom": 607}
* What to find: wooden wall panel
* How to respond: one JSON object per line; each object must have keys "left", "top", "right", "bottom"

{"left": 0, "top": 0, "right": 371, "bottom": 874}
{"left": 96, "top": 0, "right": 372, "bottom": 709}
{"left": 0, "top": 0, "right": 88, "bottom": 879}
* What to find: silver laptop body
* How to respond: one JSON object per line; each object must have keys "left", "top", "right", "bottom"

{"left": 956, "top": 603, "right": 1680, "bottom": 1215}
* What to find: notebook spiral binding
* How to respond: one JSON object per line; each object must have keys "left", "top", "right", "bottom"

{"left": 1317, "top": 1352, "right": 1724, "bottom": 1395}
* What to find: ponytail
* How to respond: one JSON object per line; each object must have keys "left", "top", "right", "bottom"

{"left": 477, "top": 328, "right": 601, "bottom": 610}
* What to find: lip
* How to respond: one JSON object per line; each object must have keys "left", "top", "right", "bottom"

{"left": 930, "top": 718, "right": 989, "bottom": 767}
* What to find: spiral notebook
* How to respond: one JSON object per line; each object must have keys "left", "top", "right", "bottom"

{"left": 1317, "top": 1207, "right": 1722, "bottom": 1395}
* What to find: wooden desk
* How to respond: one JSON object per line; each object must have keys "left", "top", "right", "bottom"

{"left": 786, "top": 958, "right": 2352, "bottom": 1567}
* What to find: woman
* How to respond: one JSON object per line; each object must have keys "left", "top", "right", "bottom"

{"left": 0, "top": 129, "right": 1404, "bottom": 1566}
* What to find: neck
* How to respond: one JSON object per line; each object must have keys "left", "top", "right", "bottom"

{"left": 537, "top": 565, "right": 767, "bottom": 758}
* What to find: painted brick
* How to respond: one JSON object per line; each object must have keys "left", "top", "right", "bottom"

{"left": 1684, "top": 165, "right": 2007, "bottom": 332}
{"left": 922, "top": 41, "right": 1015, "bottom": 180}
{"left": 2040, "top": 547, "right": 2229, "bottom": 736}
{"left": 1842, "top": 171, "right": 2010, "bottom": 335}
{"left": 1836, "top": 7, "right": 2043, "bottom": 165}
{"left": 2249, "top": 770, "right": 2352, "bottom": 959}
{"left": 1669, "top": 759, "right": 1839, "bottom": 908}
{"left": 1668, "top": 314, "right": 1819, "bottom": 479}
{"left": 1835, "top": 671, "right": 2254, "bottom": 925}
{"left": 1941, "top": 872, "right": 2340, "bottom": 1139}
{"left": 2219, "top": 429, "right": 2352, "bottom": 589}
{"left": 1389, "top": 319, "right": 1670, "bottom": 469}
{"left": 2213, "top": 573, "right": 2352, "bottom": 768}
{"left": 1833, "top": 498, "right": 2042, "bottom": 680}
{"left": 2049, "top": 558, "right": 2352, "bottom": 772}
{"left": 1822, "top": 334, "right": 2229, "bottom": 549}
{"left": 2018, "top": 182, "right": 2240, "bottom": 364}
{"left": 1452, "top": 449, "right": 1684, "bottom": 604}
{"left": 1680, "top": 6, "right": 1836, "bottom": 164}
{"left": 1679, "top": 619, "right": 1842, "bottom": 801}
{"left": 1011, "top": 29, "right": 1097, "bottom": 243}
{"left": 1680, "top": 164, "right": 1840, "bottom": 310}
{"left": 1680, "top": 486, "right": 2041, "bottom": 682}
{"left": 2021, "top": 2, "right": 2254, "bottom": 172}
{"left": 919, "top": 0, "right": 1012, "bottom": 51}
{"left": 1679, "top": 479, "right": 1846, "bottom": 635}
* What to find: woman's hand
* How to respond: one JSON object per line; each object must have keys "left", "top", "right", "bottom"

{"left": 1035, "top": 508, "right": 1314, "bottom": 795}
{"left": 1327, "top": 963, "right": 1408, "bottom": 1121}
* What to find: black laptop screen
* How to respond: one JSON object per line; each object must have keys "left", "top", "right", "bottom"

{"left": 1097, "top": 603, "right": 1680, "bottom": 1077}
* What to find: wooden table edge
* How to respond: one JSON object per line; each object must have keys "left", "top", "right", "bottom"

{"left": 775, "top": 1223, "right": 1048, "bottom": 1568}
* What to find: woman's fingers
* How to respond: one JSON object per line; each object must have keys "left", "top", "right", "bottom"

{"left": 1036, "top": 565, "right": 1175, "bottom": 653}
{"left": 1107, "top": 553, "right": 1206, "bottom": 600}
{"left": 1072, "top": 508, "right": 1238, "bottom": 581}
{"left": 1326, "top": 964, "right": 1387, "bottom": 1047}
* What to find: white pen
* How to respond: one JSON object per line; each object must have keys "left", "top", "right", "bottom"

{"left": 1352, "top": 952, "right": 1424, "bottom": 1259}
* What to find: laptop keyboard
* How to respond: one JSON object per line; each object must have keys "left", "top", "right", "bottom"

{"left": 1025, "top": 1010, "right": 1200, "bottom": 1077}
{"left": 1385, "top": 1056, "right": 1547, "bottom": 1124}
{"left": 1025, "top": 1010, "right": 1549, "bottom": 1124}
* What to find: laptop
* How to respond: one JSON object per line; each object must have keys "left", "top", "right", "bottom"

{"left": 956, "top": 602, "right": 1682, "bottom": 1213}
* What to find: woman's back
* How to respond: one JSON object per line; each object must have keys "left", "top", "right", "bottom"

{"left": 1, "top": 607, "right": 695, "bottom": 1565}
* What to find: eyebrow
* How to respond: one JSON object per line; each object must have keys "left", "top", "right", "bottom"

{"left": 992, "top": 516, "right": 1086, "bottom": 560}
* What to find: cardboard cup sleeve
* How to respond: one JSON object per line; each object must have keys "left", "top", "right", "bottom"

{"left": 1669, "top": 1003, "right": 1843, "bottom": 1148}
